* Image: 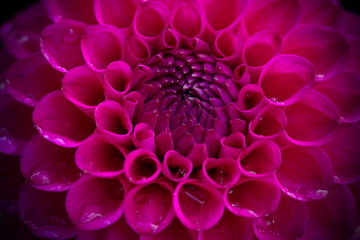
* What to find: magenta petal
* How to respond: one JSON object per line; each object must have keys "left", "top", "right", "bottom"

{"left": 81, "top": 24, "right": 125, "bottom": 71}
{"left": 123, "top": 91, "right": 144, "bottom": 121}
{"left": 132, "top": 123, "right": 155, "bottom": 152}
{"left": 186, "top": 143, "right": 208, "bottom": 168}
{"left": 19, "top": 183, "right": 77, "bottom": 239}
{"left": 249, "top": 105, "right": 287, "bottom": 141}
{"left": 236, "top": 84, "right": 265, "bottom": 120}
{"left": 124, "top": 149, "right": 161, "bottom": 184}
{"left": 94, "top": 0, "right": 138, "bottom": 28}
{"left": 199, "top": 157, "right": 240, "bottom": 189}
{"left": 244, "top": 0, "right": 301, "bottom": 36}
{"left": 40, "top": 20, "right": 86, "bottom": 72}
{"left": 101, "top": 217, "right": 139, "bottom": 240}
{"left": 134, "top": 1, "right": 170, "bottom": 38}
{"left": 43, "top": 0, "right": 97, "bottom": 24}
{"left": 124, "top": 36, "right": 151, "bottom": 67}
{"left": 75, "top": 134, "right": 127, "bottom": 178}
{"left": 322, "top": 122, "right": 360, "bottom": 184}
{"left": 125, "top": 180, "right": 175, "bottom": 234}
{"left": 200, "top": 0, "right": 247, "bottom": 31}
{"left": 259, "top": 54, "right": 315, "bottom": 106}
{"left": 283, "top": 24, "right": 349, "bottom": 80}
{"left": 171, "top": 0, "right": 204, "bottom": 38}
{"left": 219, "top": 132, "right": 246, "bottom": 159}
{"left": 284, "top": 90, "right": 340, "bottom": 146}
{"left": 162, "top": 150, "right": 193, "bottom": 182}
{"left": 63, "top": 65, "right": 105, "bottom": 116}
{"left": 173, "top": 179, "right": 224, "bottom": 230}
{"left": 155, "top": 128, "right": 174, "bottom": 157}
{"left": 103, "top": 60, "right": 132, "bottom": 101}
{"left": 198, "top": 210, "right": 255, "bottom": 240}
{"left": 213, "top": 29, "right": 242, "bottom": 67}
{"left": 94, "top": 100, "right": 132, "bottom": 146}
{"left": 254, "top": 196, "right": 309, "bottom": 240}
{"left": 157, "top": 28, "right": 180, "bottom": 51}
{"left": 243, "top": 31, "right": 282, "bottom": 67}
{"left": 302, "top": 184, "right": 359, "bottom": 239}
{"left": 225, "top": 178, "right": 281, "bottom": 217}
{"left": 314, "top": 71, "right": 360, "bottom": 123}
{"left": 33, "top": 90, "right": 95, "bottom": 147}
{"left": 65, "top": 175, "right": 126, "bottom": 230}
{"left": 21, "top": 135, "right": 81, "bottom": 191}
{"left": 6, "top": 52, "right": 63, "bottom": 106}
{"left": 239, "top": 140, "right": 281, "bottom": 177}
{"left": 276, "top": 145, "right": 334, "bottom": 201}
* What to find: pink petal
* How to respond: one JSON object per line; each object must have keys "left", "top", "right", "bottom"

{"left": 203, "top": 129, "right": 221, "bottom": 157}
{"left": 259, "top": 54, "right": 315, "bottom": 106}
{"left": 62, "top": 65, "right": 105, "bottom": 116}
{"left": 124, "top": 149, "right": 161, "bottom": 184}
{"left": 19, "top": 183, "right": 77, "bottom": 239}
{"left": 155, "top": 128, "right": 174, "bottom": 157}
{"left": 125, "top": 180, "right": 175, "bottom": 234}
{"left": 322, "top": 122, "right": 360, "bottom": 184}
{"left": 81, "top": 24, "right": 125, "bottom": 71}
{"left": 134, "top": 1, "right": 170, "bottom": 38}
{"left": 40, "top": 20, "right": 86, "bottom": 72}
{"left": 186, "top": 143, "right": 208, "bottom": 168}
{"left": 162, "top": 150, "right": 193, "bottom": 182}
{"left": 198, "top": 210, "right": 256, "bottom": 240}
{"left": 219, "top": 132, "right": 246, "bottom": 159}
{"left": 123, "top": 91, "right": 144, "bottom": 121}
{"left": 254, "top": 196, "right": 309, "bottom": 240}
{"left": 276, "top": 145, "right": 334, "bottom": 201}
{"left": 239, "top": 140, "right": 281, "bottom": 177}
{"left": 94, "top": 100, "right": 132, "bottom": 146}
{"left": 21, "top": 135, "right": 81, "bottom": 191}
{"left": 140, "top": 218, "right": 197, "bottom": 240}
{"left": 249, "top": 105, "right": 287, "bottom": 141}
{"left": 283, "top": 24, "right": 349, "bottom": 80}
{"left": 65, "top": 175, "right": 126, "bottom": 230}
{"left": 75, "top": 134, "right": 127, "bottom": 178}
{"left": 33, "top": 90, "right": 95, "bottom": 147}
{"left": 225, "top": 178, "right": 281, "bottom": 217}
{"left": 171, "top": 1, "right": 204, "bottom": 38}
{"left": 94, "top": 0, "right": 138, "bottom": 28}
{"left": 173, "top": 179, "right": 224, "bottom": 230}
{"left": 200, "top": 0, "right": 247, "bottom": 31}
{"left": 6, "top": 52, "right": 63, "bottom": 106}
{"left": 314, "top": 71, "right": 360, "bottom": 122}
{"left": 199, "top": 157, "right": 240, "bottom": 189}
{"left": 124, "top": 36, "right": 151, "bottom": 67}
{"left": 132, "top": 123, "right": 155, "bottom": 152}
{"left": 243, "top": 31, "right": 282, "bottom": 67}
{"left": 284, "top": 90, "right": 340, "bottom": 146}
{"left": 236, "top": 83, "right": 265, "bottom": 120}
{"left": 244, "top": 0, "right": 301, "bottom": 36}
{"left": 213, "top": 29, "right": 242, "bottom": 67}
{"left": 157, "top": 28, "right": 180, "bottom": 51}
{"left": 43, "top": 0, "right": 97, "bottom": 24}
{"left": 302, "top": 184, "right": 358, "bottom": 239}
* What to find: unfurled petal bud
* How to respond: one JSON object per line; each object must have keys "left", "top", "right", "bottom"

{"left": 162, "top": 150, "right": 192, "bottom": 182}
{"left": 236, "top": 84, "right": 265, "bottom": 119}
{"left": 132, "top": 123, "right": 155, "bottom": 152}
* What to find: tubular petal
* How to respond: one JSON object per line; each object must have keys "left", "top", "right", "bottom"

{"left": 94, "top": 100, "right": 132, "bottom": 146}
{"left": 225, "top": 178, "right": 281, "bottom": 217}
{"left": 239, "top": 140, "right": 281, "bottom": 177}
{"left": 162, "top": 150, "right": 193, "bottom": 182}
{"left": 157, "top": 28, "right": 180, "bottom": 51}
{"left": 21, "top": 135, "right": 81, "bottom": 191}
{"left": 213, "top": 29, "right": 242, "bottom": 67}
{"left": 65, "top": 175, "right": 126, "bottom": 230}
{"left": 132, "top": 123, "right": 155, "bottom": 152}
{"left": 124, "top": 36, "right": 151, "bottom": 67}
{"left": 33, "top": 90, "right": 95, "bottom": 147}
{"left": 62, "top": 65, "right": 105, "bottom": 116}
{"left": 104, "top": 61, "right": 133, "bottom": 100}
{"left": 75, "top": 134, "right": 127, "bottom": 178}
{"left": 40, "top": 20, "right": 86, "bottom": 72}
{"left": 94, "top": 0, "right": 138, "bottom": 28}
{"left": 173, "top": 179, "right": 224, "bottom": 230}
{"left": 81, "top": 24, "right": 125, "bottom": 71}
{"left": 125, "top": 180, "right": 175, "bottom": 234}
{"left": 244, "top": 0, "right": 301, "bottom": 36}
{"left": 124, "top": 149, "right": 161, "bottom": 184}
{"left": 283, "top": 24, "right": 349, "bottom": 80}
{"left": 19, "top": 183, "right": 78, "bottom": 239}
{"left": 236, "top": 84, "right": 265, "bottom": 120}
{"left": 284, "top": 90, "right": 340, "bottom": 146}
{"left": 186, "top": 143, "right": 208, "bottom": 168}
{"left": 276, "top": 145, "right": 334, "bottom": 201}
{"left": 6, "top": 52, "right": 63, "bottom": 106}
{"left": 219, "top": 132, "right": 246, "bottom": 159}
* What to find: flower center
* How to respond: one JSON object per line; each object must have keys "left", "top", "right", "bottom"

{"left": 137, "top": 49, "right": 240, "bottom": 145}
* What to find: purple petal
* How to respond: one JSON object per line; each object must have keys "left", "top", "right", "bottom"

{"left": 132, "top": 123, "right": 155, "bottom": 152}
{"left": 213, "top": 29, "right": 242, "bottom": 67}
{"left": 103, "top": 60, "right": 132, "bottom": 101}
{"left": 219, "top": 132, "right": 246, "bottom": 159}
{"left": 157, "top": 28, "right": 180, "bottom": 51}
{"left": 162, "top": 150, "right": 193, "bottom": 182}
{"left": 124, "top": 36, "right": 151, "bottom": 67}
{"left": 186, "top": 143, "right": 208, "bottom": 168}
{"left": 236, "top": 83, "right": 265, "bottom": 120}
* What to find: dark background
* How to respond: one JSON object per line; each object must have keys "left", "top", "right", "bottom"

{"left": 0, "top": 0, "right": 359, "bottom": 24}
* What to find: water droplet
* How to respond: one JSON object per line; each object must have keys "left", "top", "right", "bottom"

{"left": 30, "top": 171, "right": 51, "bottom": 186}
{"left": 231, "top": 203, "right": 240, "bottom": 208}
{"left": 78, "top": 210, "right": 103, "bottom": 224}
{"left": 269, "top": 97, "right": 278, "bottom": 103}
{"left": 315, "top": 74, "right": 325, "bottom": 81}
{"left": 53, "top": 138, "right": 66, "bottom": 146}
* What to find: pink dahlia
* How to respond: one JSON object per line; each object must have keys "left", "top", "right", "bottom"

{"left": 1, "top": 0, "right": 360, "bottom": 239}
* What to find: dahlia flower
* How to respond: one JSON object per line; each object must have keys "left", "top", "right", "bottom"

{"left": 1, "top": 0, "right": 360, "bottom": 239}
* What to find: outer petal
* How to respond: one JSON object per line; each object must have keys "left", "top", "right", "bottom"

{"left": 33, "top": 90, "right": 95, "bottom": 147}
{"left": 65, "top": 175, "right": 126, "bottom": 230}
{"left": 6, "top": 52, "right": 63, "bottom": 106}
{"left": 162, "top": 150, "right": 192, "bottom": 182}
{"left": 276, "top": 145, "right": 334, "bottom": 201}
{"left": 283, "top": 24, "right": 349, "bottom": 80}
{"left": 21, "top": 135, "right": 81, "bottom": 191}
{"left": 19, "top": 183, "right": 78, "bottom": 239}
